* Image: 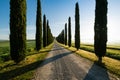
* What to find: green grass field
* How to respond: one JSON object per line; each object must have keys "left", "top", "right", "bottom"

{"left": 72, "top": 43, "right": 120, "bottom": 60}
{"left": 0, "top": 40, "right": 36, "bottom": 62}
{"left": 0, "top": 40, "right": 53, "bottom": 80}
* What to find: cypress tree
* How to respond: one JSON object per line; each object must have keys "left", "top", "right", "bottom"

{"left": 61, "top": 30, "right": 64, "bottom": 44}
{"left": 47, "top": 20, "right": 53, "bottom": 45}
{"left": 47, "top": 20, "right": 49, "bottom": 46}
{"left": 46, "top": 20, "right": 54, "bottom": 45}
{"left": 65, "top": 23, "right": 67, "bottom": 45}
{"left": 94, "top": 0, "right": 108, "bottom": 62}
{"left": 68, "top": 17, "right": 71, "bottom": 47}
{"left": 49, "top": 28, "right": 54, "bottom": 44}
{"left": 75, "top": 2, "right": 80, "bottom": 50}
{"left": 56, "top": 30, "right": 64, "bottom": 44}
{"left": 36, "top": 0, "right": 42, "bottom": 51}
{"left": 49, "top": 31, "right": 54, "bottom": 44}
{"left": 47, "top": 25, "right": 54, "bottom": 45}
{"left": 10, "top": 0, "right": 26, "bottom": 63}
{"left": 43, "top": 14, "right": 47, "bottom": 47}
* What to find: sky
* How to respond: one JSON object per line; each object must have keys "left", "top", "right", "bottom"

{"left": 0, "top": 0, "right": 120, "bottom": 44}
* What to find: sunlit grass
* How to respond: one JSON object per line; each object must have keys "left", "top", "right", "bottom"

{"left": 0, "top": 43, "right": 53, "bottom": 80}
{"left": 0, "top": 40, "right": 36, "bottom": 62}
{"left": 71, "top": 43, "right": 120, "bottom": 60}
{"left": 103, "top": 57, "right": 120, "bottom": 77}
{"left": 59, "top": 43, "right": 120, "bottom": 77}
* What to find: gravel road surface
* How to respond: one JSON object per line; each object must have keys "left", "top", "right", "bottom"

{"left": 32, "top": 43, "right": 119, "bottom": 80}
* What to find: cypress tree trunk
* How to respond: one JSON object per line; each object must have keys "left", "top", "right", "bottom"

{"left": 65, "top": 23, "right": 67, "bottom": 45}
{"left": 36, "top": 0, "right": 42, "bottom": 51}
{"left": 75, "top": 2, "right": 80, "bottom": 50}
{"left": 43, "top": 15, "right": 47, "bottom": 47}
{"left": 68, "top": 17, "right": 71, "bottom": 47}
{"left": 10, "top": 0, "right": 26, "bottom": 63}
{"left": 94, "top": 0, "right": 108, "bottom": 63}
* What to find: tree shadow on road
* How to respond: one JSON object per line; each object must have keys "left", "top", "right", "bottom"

{"left": 84, "top": 62, "right": 110, "bottom": 80}
{"left": 27, "top": 46, "right": 64, "bottom": 57}
{"left": 51, "top": 47, "right": 64, "bottom": 51}
{"left": 40, "top": 51, "right": 74, "bottom": 66}
{"left": 0, "top": 60, "right": 43, "bottom": 80}
{"left": 0, "top": 50, "right": 74, "bottom": 80}
{"left": 38, "top": 46, "right": 65, "bottom": 53}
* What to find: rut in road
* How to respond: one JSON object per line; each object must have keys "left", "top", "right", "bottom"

{"left": 32, "top": 43, "right": 119, "bottom": 80}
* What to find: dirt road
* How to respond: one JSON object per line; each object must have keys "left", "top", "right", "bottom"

{"left": 32, "top": 42, "right": 119, "bottom": 80}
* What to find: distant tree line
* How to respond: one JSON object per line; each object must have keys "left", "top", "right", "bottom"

{"left": 56, "top": 0, "right": 108, "bottom": 62}
{"left": 56, "top": 30, "right": 65, "bottom": 44}
{"left": 8, "top": 0, "right": 108, "bottom": 63}
{"left": 10, "top": 0, "right": 54, "bottom": 63}
{"left": 56, "top": 2, "right": 80, "bottom": 50}
{"left": 56, "top": 16, "right": 72, "bottom": 46}
{"left": 46, "top": 20, "right": 54, "bottom": 45}
{"left": 42, "top": 14, "right": 54, "bottom": 48}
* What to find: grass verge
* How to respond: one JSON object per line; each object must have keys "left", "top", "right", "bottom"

{"left": 58, "top": 43, "right": 120, "bottom": 78}
{"left": 72, "top": 43, "right": 120, "bottom": 60}
{"left": 0, "top": 43, "right": 53, "bottom": 80}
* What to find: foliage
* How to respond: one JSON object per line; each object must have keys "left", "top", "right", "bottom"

{"left": 94, "top": 0, "right": 108, "bottom": 62}
{"left": 0, "top": 54, "right": 11, "bottom": 62}
{"left": 0, "top": 40, "right": 36, "bottom": 63}
{"left": 47, "top": 20, "right": 54, "bottom": 45}
{"left": 75, "top": 2, "right": 80, "bottom": 50}
{"left": 0, "top": 43, "right": 53, "bottom": 80}
{"left": 10, "top": 0, "right": 27, "bottom": 63}
{"left": 56, "top": 30, "right": 64, "bottom": 44}
{"left": 65, "top": 23, "right": 67, "bottom": 45}
{"left": 36, "top": 0, "right": 42, "bottom": 51}
{"left": 68, "top": 17, "right": 72, "bottom": 47}
{"left": 72, "top": 43, "right": 120, "bottom": 60}
{"left": 43, "top": 14, "right": 47, "bottom": 47}
{"left": 0, "top": 46, "right": 9, "bottom": 62}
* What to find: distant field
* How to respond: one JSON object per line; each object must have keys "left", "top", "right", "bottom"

{"left": 72, "top": 43, "right": 120, "bottom": 60}
{"left": 0, "top": 42, "right": 53, "bottom": 80}
{"left": 0, "top": 40, "right": 10, "bottom": 47}
{"left": 0, "top": 40, "right": 35, "bottom": 62}
{"left": 0, "top": 40, "right": 35, "bottom": 47}
{"left": 0, "top": 41, "right": 120, "bottom": 62}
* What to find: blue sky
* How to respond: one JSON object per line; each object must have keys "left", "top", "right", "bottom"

{"left": 0, "top": 0, "right": 120, "bottom": 44}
